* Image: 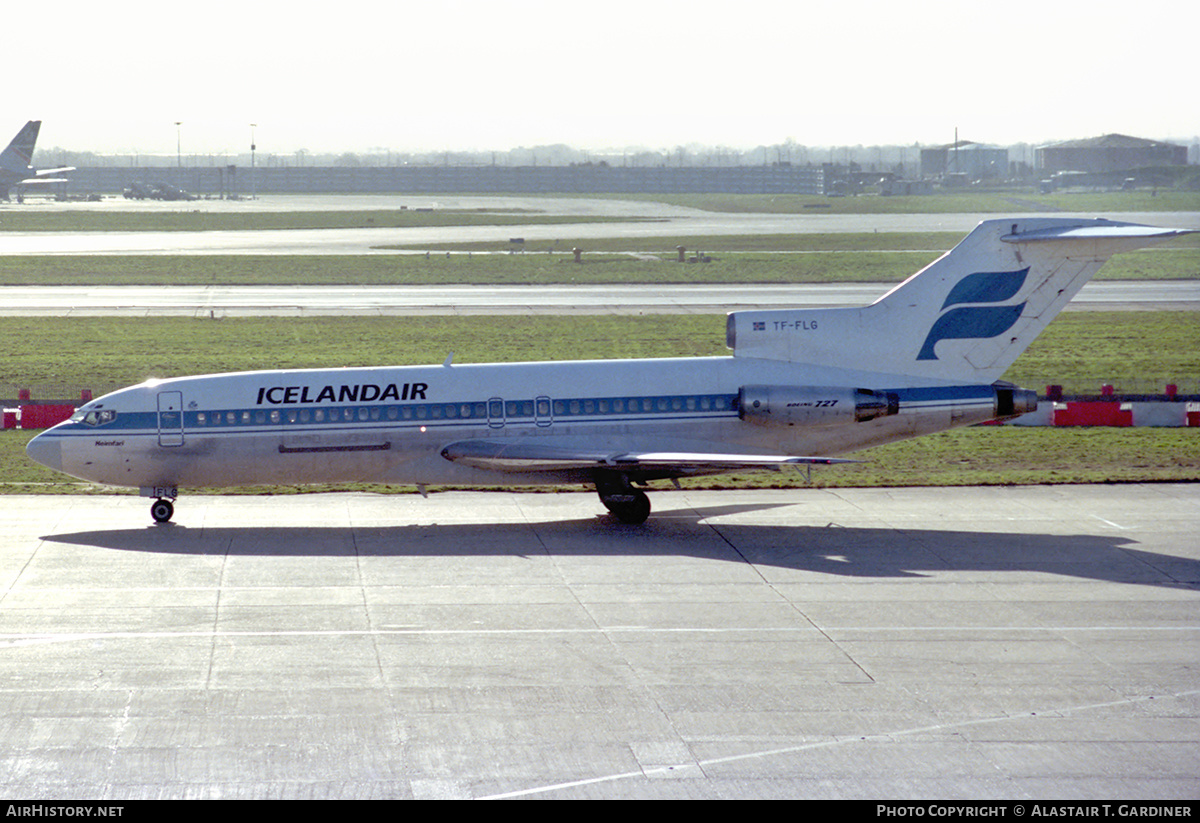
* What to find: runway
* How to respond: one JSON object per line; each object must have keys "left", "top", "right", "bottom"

{"left": 2, "top": 280, "right": 1197, "bottom": 316}
{"left": 2, "top": 485, "right": 1197, "bottom": 799}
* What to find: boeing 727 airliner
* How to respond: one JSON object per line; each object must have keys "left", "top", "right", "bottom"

{"left": 26, "top": 217, "right": 1190, "bottom": 523}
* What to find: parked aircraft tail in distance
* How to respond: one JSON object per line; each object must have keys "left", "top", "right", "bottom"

{"left": 0, "top": 120, "right": 74, "bottom": 200}
{"left": 25, "top": 217, "right": 1192, "bottom": 524}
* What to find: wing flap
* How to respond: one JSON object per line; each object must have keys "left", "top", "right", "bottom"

{"left": 440, "top": 439, "right": 855, "bottom": 475}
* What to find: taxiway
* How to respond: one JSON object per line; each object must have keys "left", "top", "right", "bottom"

{"left": 1, "top": 280, "right": 1196, "bottom": 316}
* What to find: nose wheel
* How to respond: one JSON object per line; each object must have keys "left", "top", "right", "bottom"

{"left": 151, "top": 498, "right": 175, "bottom": 523}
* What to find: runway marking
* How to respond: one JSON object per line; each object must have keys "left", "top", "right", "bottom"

{"left": 479, "top": 688, "right": 1200, "bottom": 800}
{"left": 1091, "top": 515, "right": 1132, "bottom": 529}
{"left": 2, "top": 624, "right": 1197, "bottom": 647}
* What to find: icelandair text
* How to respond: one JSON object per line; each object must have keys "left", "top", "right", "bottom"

{"left": 256, "top": 383, "right": 428, "bottom": 406}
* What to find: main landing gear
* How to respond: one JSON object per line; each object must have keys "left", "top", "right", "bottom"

{"left": 595, "top": 473, "right": 651, "bottom": 524}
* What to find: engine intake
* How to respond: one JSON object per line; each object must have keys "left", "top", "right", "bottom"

{"left": 738, "top": 385, "right": 899, "bottom": 427}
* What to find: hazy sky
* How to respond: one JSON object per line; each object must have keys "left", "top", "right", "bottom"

{"left": 12, "top": 0, "right": 1197, "bottom": 158}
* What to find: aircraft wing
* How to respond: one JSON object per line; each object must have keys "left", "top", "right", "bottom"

{"left": 440, "top": 439, "right": 855, "bottom": 476}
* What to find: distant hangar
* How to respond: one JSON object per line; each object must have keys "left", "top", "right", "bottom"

{"left": 1036, "top": 133, "right": 1187, "bottom": 174}
{"left": 920, "top": 141, "right": 1008, "bottom": 181}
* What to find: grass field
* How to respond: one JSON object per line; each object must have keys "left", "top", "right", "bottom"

{"left": 2, "top": 311, "right": 1196, "bottom": 494}
{"left": 0, "top": 245, "right": 1194, "bottom": 286}
{"left": 0, "top": 208, "right": 645, "bottom": 233}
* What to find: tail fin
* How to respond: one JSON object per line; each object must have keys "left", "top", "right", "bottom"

{"left": 727, "top": 218, "right": 1191, "bottom": 383}
{"left": 0, "top": 120, "right": 40, "bottom": 172}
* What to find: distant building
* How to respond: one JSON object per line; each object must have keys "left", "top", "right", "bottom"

{"left": 1036, "top": 134, "right": 1187, "bottom": 174}
{"left": 879, "top": 178, "right": 933, "bottom": 196}
{"left": 63, "top": 164, "right": 828, "bottom": 197}
{"left": 920, "top": 141, "right": 1008, "bottom": 180}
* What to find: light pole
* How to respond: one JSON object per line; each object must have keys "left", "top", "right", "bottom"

{"left": 174, "top": 121, "right": 182, "bottom": 168}
{"left": 250, "top": 123, "right": 257, "bottom": 200}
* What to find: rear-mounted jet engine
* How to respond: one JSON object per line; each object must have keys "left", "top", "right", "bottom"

{"left": 738, "top": 385, "right": 899, "bottom": 427}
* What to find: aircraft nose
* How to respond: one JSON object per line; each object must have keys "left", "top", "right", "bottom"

{"left": 25, "top": 432, "right": 62, "bottom": 472}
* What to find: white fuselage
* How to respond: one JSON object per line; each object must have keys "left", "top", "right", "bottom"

{"left": 27, "top": 354, "right": 1001, "bottom": 493}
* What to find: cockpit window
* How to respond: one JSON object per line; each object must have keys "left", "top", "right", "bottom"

{"left": 75, "top": 409, "right": 117, "bottom": 426}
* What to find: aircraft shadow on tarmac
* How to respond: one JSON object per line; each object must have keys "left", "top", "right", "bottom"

{"left": 39, "top": 501, "right": 1198, "bottom": 588}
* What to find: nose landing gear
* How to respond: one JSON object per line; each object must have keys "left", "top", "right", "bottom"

{"left": 150, "top": 498, "right": 175, "bottom": 523}
{"left": 141, "top": 486, "right": 178, "bottom": 524}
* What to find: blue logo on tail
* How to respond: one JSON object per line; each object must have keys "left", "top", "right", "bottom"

{"left": 918, "top": 268, "right": 1029, "bottom": 360}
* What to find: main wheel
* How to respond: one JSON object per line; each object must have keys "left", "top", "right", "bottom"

{"left": 601, "top": 489, "right": 651, "bottom": 524}
{"left": 151, "top": 498, "right": 174, "bottom": 523}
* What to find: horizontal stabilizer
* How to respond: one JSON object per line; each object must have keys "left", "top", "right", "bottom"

{"left": 1001, "top": 223, "right": 1191, "bottom": 243}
